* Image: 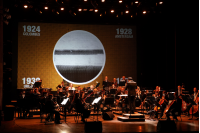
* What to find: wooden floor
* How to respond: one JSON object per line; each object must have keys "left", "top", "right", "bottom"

{"left": 0, "top": 112, "right": 199, "bottom": 133}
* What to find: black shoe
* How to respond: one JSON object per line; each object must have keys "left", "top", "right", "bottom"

{"left": 55, "top": 121, "right": 62, "bottom": 124}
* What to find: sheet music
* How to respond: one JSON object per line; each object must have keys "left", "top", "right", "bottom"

{"left": 61, "top": 98, "right": 69, "bottom": 105}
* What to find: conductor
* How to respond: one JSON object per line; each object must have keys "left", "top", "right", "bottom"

{"left": 125, "top": 77, "right": 136, "bottom": 114}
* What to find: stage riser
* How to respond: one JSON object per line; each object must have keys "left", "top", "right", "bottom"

{"left": 117, "top": 117, "right": 145, "bottom": 122}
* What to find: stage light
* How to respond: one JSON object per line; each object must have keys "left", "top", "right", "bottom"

{"left": 57, "top": 11, "right": 59, "bottom": 14}
{"left": 100, "top": 13, "right": 102, "bottom": 16}
{"left": 83, "top": 9, "right": 87, "bottom": 11}
{"left": 101, "top": 0, "right": 105, "bottom": 2}
{"left": 60, "top": 7, "right": 64, "bottom": 11}
{"left": 159, "top": 1, "right": 163, "bottom": 4}
{"left": 143, "top": 11, "right": 146, "bottom": 14}
{"left": 78, "top": 8, "right": 82, "bottom": 11}
{"left": 131, "top": 15, "right": 133, "bottom": 18}
{"left": 40, "top": 11, "right": 42, "bottom": 14}
{"left": 125, "top": 10, "right": 129, "bottom": 14}
{"left": 24, "top": 5, "right": 28, "bottom": 8}
{"left": 135, "top": 1, "right": 138, "bottom": 4}
{"left": 119, "top": 0, "right": 122, "bottom": 3}
{"left": 111, "top": 10, "right": 114, "bottom": 13}
{"left": 89, "top": 9, "right": 93, "bottom": 11}
{"left": 74, "top": 12, "right": 76, "bottom": 15}
{"left": 84, "top": 0, "right": 87, "bottom": 1}
{"left": 44, "top": 6, "right": 48, "bottom": 10}
{"left": 121, "top": 11, "right": 123, "bottom": 15}
{"left": 94, "top": 9, "right": 98, "bottom": 12}
{"left": 116, "top": 15, "right": 118, "bottom": 17}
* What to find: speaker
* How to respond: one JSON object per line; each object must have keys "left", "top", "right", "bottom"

{"left": 157, "top": 120, "right": 176, "bottom": 132}
{"left": 102, "top": 112, "right": 115, "bottom": 120}
{"left": 85, "top": 121, "right": 102, "bottom": 133}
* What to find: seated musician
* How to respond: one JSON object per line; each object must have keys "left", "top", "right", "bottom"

{"left": 68, "top": 83, "right": 75, "bottom": 90}
{"left": 34, "top": 87, "right": 41, "bottom": 96}
{"left": 112, "top": 78, "right": 118, "bottom": 88}
{"left": 73, "top": 93, "right": 90, "bottom": 122}
{"left": 165, "top": 92, "right": 182, "bottom": 121}
{"left": 185, "top": 87, "right": 199, "bottom": 119}
{"left": 45, "top": 94, "right": 62, "bottom": 124}
{"left": 56, "top": 81, "right": 65, "bottom": 94}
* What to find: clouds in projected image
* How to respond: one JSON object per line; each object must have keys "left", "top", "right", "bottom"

{"left": 53, "top": 30, "right": 106, "bottom": 84}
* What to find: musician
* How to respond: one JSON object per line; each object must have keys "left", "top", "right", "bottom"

{"left": 136, "top": 86, "right": 141, "bottom": 99}
{"left": 112, "top": 78, "right": 118, "bottom": 88}
{"left": 73, "top": 93, "right": 90, "bottom": 122}
{"left": 166, "top": 92, "right": 182, "bottom": 121}
{"left": 185, "top": 87, "right": 199, "bottom": 119}
{"left": 45, "top": 94, "right": 62, "bottom": 124}
{"left": 102, "top": 76, "right": 109, "bottom": 90}
{"left": 177, "top": 85, "right": 183, "bottom": 96}
{"left": 68, "top": 83, "right": 75, "bottom": 90}
{"left": 56, "top": 81, "right": 65, "bottom": 93}
{"left": 122, "top": 76, "right": 127, "bottom": 83}
{"left": 18, "top": 91, "right": 27, "bottom": 118}
{"left": 125, "top": 77, "right": 136, "bottom": 114}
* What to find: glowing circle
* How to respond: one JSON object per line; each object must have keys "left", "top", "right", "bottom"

{"left": 53, "top": 30, "right": 106, "bottom": 85}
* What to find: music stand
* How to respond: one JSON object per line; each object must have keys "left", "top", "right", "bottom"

{"left": 119, "top": 80, "right": 126, "bottom": 86}
{"left": 68, "top": 90, "right": 75, "bottom": 95}
{"left": 110, "top": 89, "right": 117, "bottom": 94}
{"left": 61, "top": 98, "right": 69, "bottom": 105}
{"left": 95, "top": 83, "right": 100, "bottom": 88}
{"left": 91, "top": 97, "right": 101, "bottom": 121}
{"left": 104, "top": 97, "right": 114, "bottom": 110}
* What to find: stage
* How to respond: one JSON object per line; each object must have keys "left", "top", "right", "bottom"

{"left": 0, "top": 112, "right": 199, "bottom": 133}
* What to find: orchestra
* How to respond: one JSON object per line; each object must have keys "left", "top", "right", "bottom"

{"left": 16, "top": 78, "right": 199, "bottom": 124}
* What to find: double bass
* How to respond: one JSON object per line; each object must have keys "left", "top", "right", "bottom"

{"left": 189, "top": 92, "right": 199, "bottom": 115}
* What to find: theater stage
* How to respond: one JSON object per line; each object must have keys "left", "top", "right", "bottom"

{"left": 0, "top": 112, "right": 199, "bottom": 133}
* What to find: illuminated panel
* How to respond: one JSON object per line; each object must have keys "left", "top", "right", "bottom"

{"left": 18, "top": 23, "right": 137, "bottom": 90}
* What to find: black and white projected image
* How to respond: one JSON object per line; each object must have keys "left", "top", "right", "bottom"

{"left": 53, "top": 30, "right": 106, "bottom": 84}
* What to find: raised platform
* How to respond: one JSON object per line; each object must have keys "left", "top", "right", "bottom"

{"left": 117, "top": 113, "right": 145, "bottom": 122}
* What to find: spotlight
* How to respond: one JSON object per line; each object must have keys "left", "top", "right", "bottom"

{"left": 83, "top": 9, "right": 87, "bottom": 11}
{"left": 60, "top": 7, "right": 64, "bottom": 10}
{"left": 101, "top": 0, "right": 105, "bottom": 2}
{"left": 119, "top": 0, "right": 122, "bottom": 3}
{"left": 135, "top": 1, "right": 138, "bottom": 4}
{"left": 4, "top": 20, "right": 9, "bottom": 25}
{"left": 111, "top": 10, "right": 114, "bottom": 13}
{"left": 89, "top": 9, "right": 93, "bottom": 11}
{"left": 116, "top": 15, "right": 118, "bottom": 17}
{"left": 44, "top": 6, "right": 48, "bottom": 10}
{"left": 100, "top": 13, "right": 102, "bottom": 16}
{"left": 84, "top": 0, "right": 87, "bottom": 1}
{"left": 159, "top": 1, "right": 163, "bottom": 4}
{"left": 57, "top": 11, "right": 59, "bottom": 14}
{"left": 4, "top": 8, "right": 9, "bottom": 12}
{"left": 78, "top": 8, "right": 82, "bottom": 11}
{"left": 40, "top": 11, "right": 42, "bottom": 14}
{"left": 74, "top": 12, "right": 76, "bottom": 15}
{"left": 125, "top": 10, "right": 129, "bottom": 14}
{"left": 24, "top": 5, "right": 28, "bottom": 8}
{"left": 143, "top": 11, "right": 146, "bottom": 14}
{"left": 94, "top": 9, "right": 98, "bottom": 12}
{"left": 131, "top": 15, "right": 133, "bottom": 18}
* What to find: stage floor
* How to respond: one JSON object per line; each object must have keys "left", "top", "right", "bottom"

{"left": 0, "top": 112, "right": 199, "bottom": 133}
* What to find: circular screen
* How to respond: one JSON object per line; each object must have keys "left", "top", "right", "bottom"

{"left": 53, "top": 30, "right": 106, "bottom": 85}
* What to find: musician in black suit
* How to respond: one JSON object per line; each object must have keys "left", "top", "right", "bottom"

{"left": 166, "top": 92, "right": 182, "bottom": 121}
{"left": 125, "top": 77, "right": 136, "bottom": 114}
{"left": 45, "top": 94, "right": 62, "bottom": 124}
{"left": 102, "top": 76, "right": 109, "bottom": 90}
